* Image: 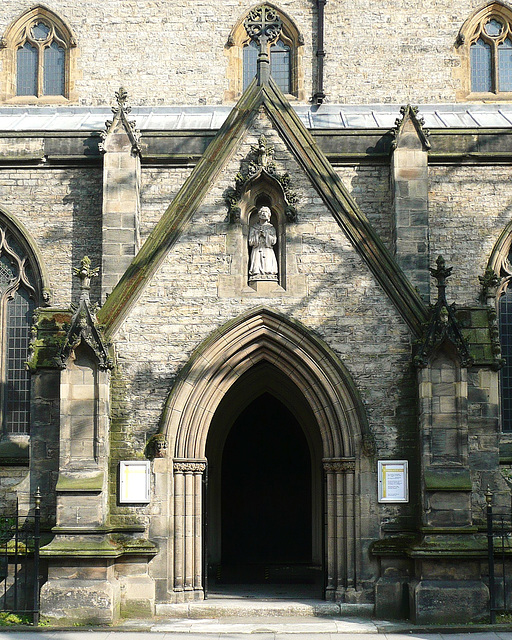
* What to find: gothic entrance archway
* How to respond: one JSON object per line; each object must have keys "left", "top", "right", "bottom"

{"left": 205, "top": 364, "right": 323, "bottom": 594}
{"left": 162, "top": 308, "right": 370, "bottom": 603}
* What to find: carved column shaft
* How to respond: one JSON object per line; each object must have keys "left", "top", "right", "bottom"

{"left": 323, "top": 459, "right": 356, "bottom": 601}
{"left": 173, "top": 460, "right": 207, "bottom": 600}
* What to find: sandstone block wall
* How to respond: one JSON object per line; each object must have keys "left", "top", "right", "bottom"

{"left": 0, "top": 166, "right": 102, "bottom": 306}
{"left": 0, "top": 0, "right": 489, "bottom": 106}
{"left": 429, "top": 165, "right": 512, "bottom": 306}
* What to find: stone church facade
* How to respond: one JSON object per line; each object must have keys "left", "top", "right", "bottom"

{"left": 1, "top": 0, "right": 512, "bottom": 625}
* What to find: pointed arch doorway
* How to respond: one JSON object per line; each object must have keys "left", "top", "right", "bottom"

{"left": 163, "top": 308, "right": 369, "bottom": 603}
{"left": 205, "top": 362, "right": 324, "bottom": 594}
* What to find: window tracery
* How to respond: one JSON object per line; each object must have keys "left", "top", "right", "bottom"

{"left": 0, "top": 6, "right": 78, "bottom": 103}
{"left": 457, "top": 3, "right": 512, "bottom": 98}
{"left": 225, "top": 4, "right": 304, "bottom": 102}
{"left": 489, "top": 237, "right": 512, "bottom": 431}
{"left": 0, "top": 224, "right": 41, "bottom": 435}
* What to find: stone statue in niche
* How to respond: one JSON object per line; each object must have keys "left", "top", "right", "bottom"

{"left": 248, "top": 206, "right": 278, "bottom": 282}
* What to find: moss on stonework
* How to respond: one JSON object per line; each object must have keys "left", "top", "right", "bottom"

{"left": 28, "top": 309, "right": 72, "bottom": 370}
{"left": 0, "top": 438, "right": 29, "bottom": 464}
{"left": 371, "top": 534, "right": 418, "bottom": 556}
{"left": 56, "top": 472, "right": 104, "bottom": 492}
{"left": 40, "top": 535, "right": 157, "bottom": 558}
{"left": 456, "top": 307, "right": 497, "bottom": 366}
{"left": 108, "top": 366, "right": 148, "bottom": 528}
{"left": 424, "top": 468, "right": 472, "bottom": 491}
{"left": 120, "top": 600, "right": 153, "bottom": 619}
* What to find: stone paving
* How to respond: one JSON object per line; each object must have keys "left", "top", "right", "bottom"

{"left": 2, "top": 625, "right": 512, "bottom": 639}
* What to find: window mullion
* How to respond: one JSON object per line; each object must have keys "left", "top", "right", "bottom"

{"left": 493, "top": 42, "right": 500, "bottom": 92}
{"left": 37, "top": 43, "right": 44, "bottom": 97}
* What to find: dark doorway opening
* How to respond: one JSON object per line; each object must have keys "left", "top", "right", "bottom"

{"left": 218, "top": 392, "right": 312, "bottom": 585}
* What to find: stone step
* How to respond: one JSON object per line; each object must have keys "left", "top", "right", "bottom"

{"left": 156, "top": 598, "right": 374, "bottom": 619}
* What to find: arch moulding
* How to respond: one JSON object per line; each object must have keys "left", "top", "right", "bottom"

{"left": 157, "top": 307, "right": 371, "bottom": 603}
{"left": 161, "top": 306, "right": 368, "bottom": 461}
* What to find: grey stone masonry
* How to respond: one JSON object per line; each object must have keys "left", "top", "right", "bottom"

{"left": 391, "top": 107, "right": 429, "bottom": 300}
{"left": 100, "top": 91, "right": 141, "bottom": 300}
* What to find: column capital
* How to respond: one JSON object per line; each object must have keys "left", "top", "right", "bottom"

{"left": 173, "top": 459, "right": 207, "bottom": 474}
{"left": 323, "top": 458, "right": 355, "bottom": 474}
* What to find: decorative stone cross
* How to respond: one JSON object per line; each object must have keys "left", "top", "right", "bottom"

{"left": 244, "top": 5, "right": 282, "bottom": 85}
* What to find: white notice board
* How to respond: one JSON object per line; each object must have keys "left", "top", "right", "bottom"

{"left": 378, "top": 460, "right": 408, "bottom": 503}
{"left": 119, "top": 461, "right": 150, "bottom": 503}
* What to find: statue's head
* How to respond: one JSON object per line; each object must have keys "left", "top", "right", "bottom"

{"left": 258, "top": 206, "right": 271, "bottom": 222}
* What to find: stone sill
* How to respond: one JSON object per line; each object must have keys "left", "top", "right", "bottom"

{"left": 424, "top": 468, "right": 472, "bottom": 491}
{"left": 55, "top": 471, "right": 104, "bottom": 493}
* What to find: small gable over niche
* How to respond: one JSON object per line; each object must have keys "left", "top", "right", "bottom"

{"left": 0, "top": 4, "right": 78, "bottom": 103}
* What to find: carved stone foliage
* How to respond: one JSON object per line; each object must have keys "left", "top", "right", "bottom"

{"left": 173, "top": 461, "right": 207, "bottom": 473}
{"left": 480, "top": 266, "right": 502, "bottom": 301}
{"left": 323, "top": 459, "right": 356, "bottom": 473}
{"left": 414, "top": 256, "right": 473, "bottom": 368}
{"left": 225, "top": 134, "right": 298, "bottom": 223}
{"left": 57, "top": 257, "right": 113, "bottom": 370}
{"left": 99, "top": 86, "right": 141, "bottom": 156}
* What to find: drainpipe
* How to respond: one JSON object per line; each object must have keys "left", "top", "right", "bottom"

{"left": 313, "top": 0, "right": 326, "bottom": 104}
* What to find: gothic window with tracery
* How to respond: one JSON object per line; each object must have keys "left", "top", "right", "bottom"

{"left": 0, "top": 226, "right": 39, "bottom": 434}
{"left": 458, "top": 4, "right": 512, "bottom": 97}
{"left": 16, "top": 20, "right": 66, "bottom": 97}
{"left": 225, "top": 4, "right": 304, "bottom": 102}
{"left": 1, "top": 7, "right": 77, "bottom": 103}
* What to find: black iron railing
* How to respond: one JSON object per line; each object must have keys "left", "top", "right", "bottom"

{"left": 0, "top": 490, "right": 41, "bottom": 625}
{"left": 486, "top": 486, "right": 512, "bottom": 623}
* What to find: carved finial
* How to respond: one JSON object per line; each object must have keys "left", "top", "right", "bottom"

{"left": 413, "top": 256, "right": 473, "bottom": 368}
{"left": 430, "top": 255, "right": 452, "bottom": 305}
{"left": 73, "top": 256, "right": 99, "bottom": 301}
{"left": 114, "top": 86, "right": 130, "bottom": 114}
{"left": 244, "top": 5, "right": 282, "bottom": 85}
{"left": 100, "top": 86, "right": 141, "bottom": 156}
{"left": 392, "top": 104, "right": 431, "bottom": 151}
{"left": 34, "top": 487, "right": 41, "bottom": 509}
{"left": 251, "top": 135, "right": 274, "bottom": 169}
{"left": 479, "top": 267, "right": 502, "bottom": 302}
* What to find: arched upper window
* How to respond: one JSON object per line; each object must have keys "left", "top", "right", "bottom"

{"left": 0, "top": 214, "right": 45, "bottom": 435}
{"left": 0, "top": 6, "right": 78, "bottom": 103}
{"left": 457, "top": 2, "right": 512, "bottom": 98}
{"left": 225, "top": 4, "right": 304, "bottom": 102}
{"left": 242, "top": 38, "right": 291, "bottom": 93}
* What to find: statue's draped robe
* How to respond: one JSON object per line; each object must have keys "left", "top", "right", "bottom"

{"left": 248, "top": 222, "right": 278, "bottom": 278}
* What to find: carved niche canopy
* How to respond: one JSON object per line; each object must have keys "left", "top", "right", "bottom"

{"left": 225, "top": 134, "right": 298, "bottom": 223}
{"left": 57, "top": 257, "right": 113, "bottom": 370}
{"left": 414, "top": 256, "right": 473, "bottom": 369}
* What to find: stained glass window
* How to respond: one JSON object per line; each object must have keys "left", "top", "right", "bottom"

{"left": 44, "top": 42, "right": 65, "bottom": 95}
{"left": 499, "top": 38, "right": 512, "bottom": 90}
{"left": 471, "top": 38, "right": 492, "bottom": 92}
{"left": 500, "top": 286, "right": 512, "bottom": 431}
{"left": 270, "top": 40, "right": 291, "bottom": 93}
{"left": 0, "top": 229, "right": 39, "bottom": 435}
{"left": 16, "top": 43, "right": 38, "bottom": 96}
{"left": 16, "top": 18, "right": 67, "bottom": 97}
{"left": 5, "top": 289, "right": 34, "bottom": 434}
{"left": 243, "top": 39, "right": 292, "bottom": 93}
{"left": 468, "top": 11, "right": 512, "bottom": 95}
